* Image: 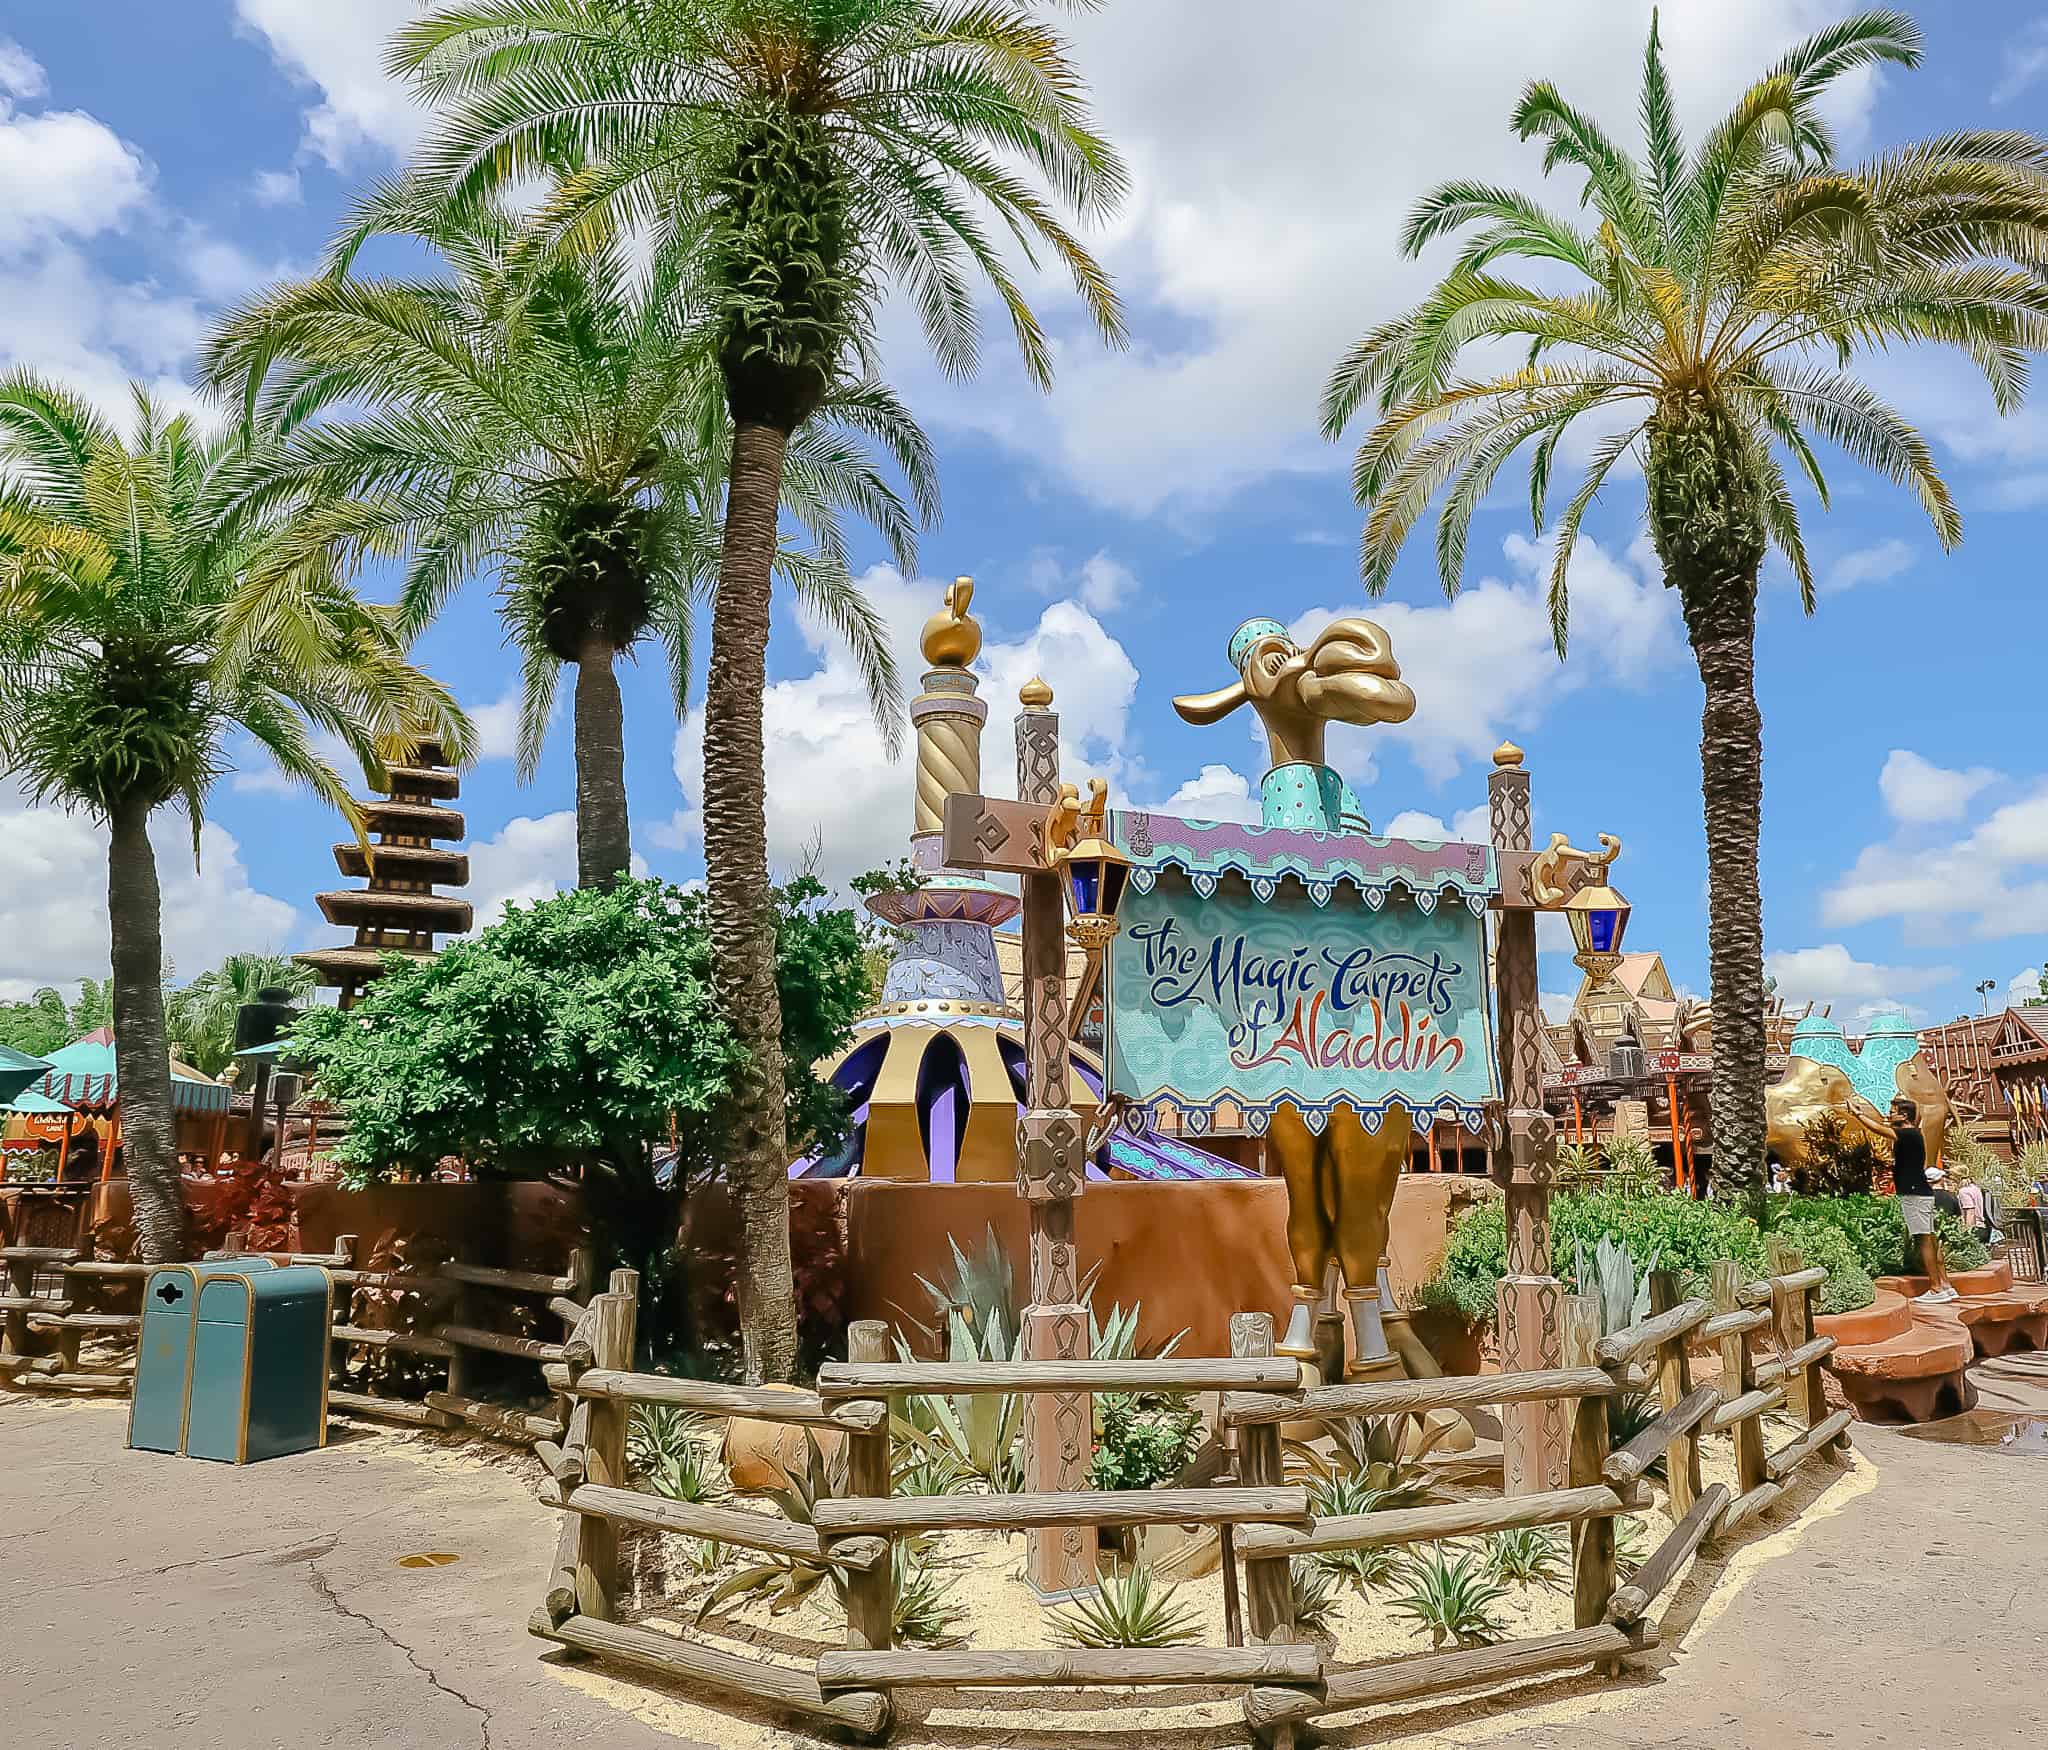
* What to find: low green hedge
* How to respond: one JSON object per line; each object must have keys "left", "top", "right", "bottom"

{"left": 1423, "top": 1188, "right": 1906, "bottom": 1323}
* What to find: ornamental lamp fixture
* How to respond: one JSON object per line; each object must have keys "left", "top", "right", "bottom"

{"left": 1058, "top": 835, "right": 1132, "bottom": 952}
{"left": 1564, "top": 879, "right": 1631, "bottom": 979}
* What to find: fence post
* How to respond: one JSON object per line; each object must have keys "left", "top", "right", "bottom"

{"left": 1712, "top": 1260, "right": 1765, "bottom": 1501}
{"left": 1647, "top": 1269, "right": 1701, "bottom": 1517}
{"left": 1789, "top": 1249, "right": 1838, "bottom": 1445}
{"left": 1230, "top": 1313, "right": 1296, "bottom": 1646}
{"left": 441, "top": 1246, "right": 474, "bottom": 1403}
{"left": 838, "top": 1318, "right": 895, "bottom": 1735}
{"left": 574, "top": 1270, "right": 638, "bottom": 1621}
{"left": 1563, "top": 1294, "right": 1615, "bottom": 1638}
{"left": 1765, "top": 1237, "right": 1807, "bottom": 1421}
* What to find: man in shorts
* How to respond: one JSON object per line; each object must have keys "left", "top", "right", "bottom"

{"left": 1890, "top": 1098, "right": 1954, "bottom": 1303}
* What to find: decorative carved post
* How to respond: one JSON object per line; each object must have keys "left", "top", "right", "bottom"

{"left": 1014, "top": 680, "right": 1096, "bottom": 1597}
{"left": 1488, "top": 740, "right": 1567, "bottom": 1492}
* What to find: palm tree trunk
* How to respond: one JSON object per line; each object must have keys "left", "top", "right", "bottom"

{"left": 705, "top": 416, "right": 798, "bottom": 1383}
{"left": 107, "top": 797, "right": 184, "bottom": 1262}
{"left": 1683, "top": 576, "right": 1768, "bottom": 1210}
{"left": 573, "top": 631, "right": 632, "bottom": 887}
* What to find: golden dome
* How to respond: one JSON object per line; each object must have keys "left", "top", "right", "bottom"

{"left": 1492, "top": 740, "right": 1525, "bottom": 768}
{"left": 1018, "top": 675, "right": 1054, "bottom": 709}
{"left": 921, "top": 576, "right": 983, "bottom": 668}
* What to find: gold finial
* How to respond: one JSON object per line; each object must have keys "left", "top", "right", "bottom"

{"left": 1019, "top": 675, "right": 1054, "bottom": 710}
{"left": 920, "top": 575, "right": 982, "bottom": 669}
{"left": 1492, "top": 740, "right": 1525, "bottom": 768}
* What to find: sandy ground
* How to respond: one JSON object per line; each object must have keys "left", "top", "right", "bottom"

{"left": 2, "top": 1378, "right": 2044, "bottom": 1750}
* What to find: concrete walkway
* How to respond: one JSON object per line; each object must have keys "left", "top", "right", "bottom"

{"left": 1, "top": 1391, "right": 2042, "bottom": 1749}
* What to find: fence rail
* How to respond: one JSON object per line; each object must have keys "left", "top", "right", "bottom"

{"left": 527, "top": 1249, "right": 1851, "bottom": 1746}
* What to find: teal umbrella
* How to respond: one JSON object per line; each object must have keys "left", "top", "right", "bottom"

{"left": 0, "top": 1044, "right": 51, "bottom": 1109}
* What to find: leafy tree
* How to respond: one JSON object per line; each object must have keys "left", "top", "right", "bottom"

{"left": 392, "top": 0, "right": 1129, "bottom": 1379}
{"left": 0, "top": 375, "right": 471, "bottom": 1261}
{"left": 290, "top": 876, "right": 869, "bottom": 1361}
{"left": 2025, "top": 962, "right": 2047, "bottom": 1007}
{"left": 0, "top": 987, "right": 80, "bottom": 1057}
{"left": 201, "top": 191, "right": 930, "bottom": 889}
{"left": 1323, "top": 11, "right": 2048, "bottom": 1205}
{"left": 166, "top": 953, "right": 317, "bottom": 1078}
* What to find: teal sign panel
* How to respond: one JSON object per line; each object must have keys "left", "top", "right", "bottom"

{"left": 1106, "top": 866, "right": 1497, "bottom": 1136}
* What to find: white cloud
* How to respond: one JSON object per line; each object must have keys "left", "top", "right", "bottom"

{"left": 0, "top": 791, "right": 298, "bottom": 990}
{"left": 229, "top": 729, "right": 363, "bottom": 798}
{"left": 1290, "top": 529, "right": 1683, "bottom": 786}
{"left": 1076, "top": 552, "right": 1137, "bottom": 614}
{"left": 1381, "top": 804, "right": 1492, "bottom": 844}
{"left": 0, "top": 59, "right": 152, "bottom": 254}
{"left": 1764, "top": 943, "right": 1953, "bottom": 1013}
{"left": 1878, "top": 748, "right": 1999, "bottom": 827}
{"left": 1823, "top": 537, "right": 1914, "bottom": 594}
{"left": 249, "top": 168, "right": 303, "bottom": 207}
{"left": 1156, "top": 764, "right": 1262, "bottom": 825}
{"left": 1995, "top": 19, "right": 2048, "bottom": 104}
{"left": 1540, "top": 989, "right": 1578, "bottom": 1024}
{"left": 467, "top": 687, "right": 527, "bottom": 763}
{"left": 664, "top": 567, "right": 1148, "bottom": 887}
{"left": 232, "top": 0, "right": 426, "bottom": 166}
{"left": 460, "top": 810, "right": 649, "bottom": 933}
{"left": 1824, "top": 779, "right": 2048, "bottom": 942}
{"left": 891, "top": 0, "right": 1879, "bottom": 517}
{"left": 2012, "top": 965, "right": 2045, "bottom": 1005}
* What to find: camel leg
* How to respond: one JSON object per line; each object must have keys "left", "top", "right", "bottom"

{"left": 1330, "top": 1107, "right": 1412, "bottom": 1364}
{"left": 1269, "top": 1104, "right": 1332, "bottom": 1359}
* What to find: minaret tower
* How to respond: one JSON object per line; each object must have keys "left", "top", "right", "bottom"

{"left": 298, "top": 741, "right": 474, "bottom": 1007}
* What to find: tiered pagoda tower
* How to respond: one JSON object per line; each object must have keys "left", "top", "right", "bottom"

{"left": 297, "top": 740, "right": 474, "bottom": 1007}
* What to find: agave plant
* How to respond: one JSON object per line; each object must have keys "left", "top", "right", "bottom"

{"left": 1483, "top": 1526, "right": 1567, "bottom": 1593}
{"left": 1615, "top": 1514, "right": 1651, "bottom": 1577}
{"left": 1288, "top": 1412, "right": 1440, "bottom": 1501}
{"left": 628, "top": 1405, "right": 728, "bottom": 1505}
{"left": 888, "top": 1542, "right": 969, "bottom": 1647}
{"left": 1388, "top": 1548, "right": 1511, "bottom": 1650}
{"left": 1308, "top": 1540, "right": 1404, "bottom": 1596}
{"left": 1573, "top": 1237, "right": 1667, "bottom": 1463}
{"left": 1290, "top": 1559, "right": 1346, "bottom": 1636}
{"left": 1048, "top": 1566, "right": 1203, "bottom": 1650}
{"left": 892, "top": 1444, "right": 974, "bottom": 1498}
{"left": 697, "top": 1433, "right": 846, "bottom": 1618}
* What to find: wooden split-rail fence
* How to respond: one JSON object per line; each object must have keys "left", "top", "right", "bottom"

{"left": 0, "top": 1231, "right": 597, "bottom": 1449}
{"left": 528, "top": 1251, "right": 1850, "bottom": 1746}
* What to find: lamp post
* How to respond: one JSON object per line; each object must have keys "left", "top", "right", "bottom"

{"left": 944, "top": 679, "right": 1131, "bottom": 1596}
{"left": 1488, "top": 742, "right": 1630, "bottom": 1494}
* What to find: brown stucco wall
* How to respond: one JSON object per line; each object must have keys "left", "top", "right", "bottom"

{"left": 843, "top": 1173, "right": 1477, "bottom": 1357}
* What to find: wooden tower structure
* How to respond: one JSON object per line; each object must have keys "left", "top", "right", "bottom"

{"left": 297, "top": 741, "right": 473, "bottom": 1007}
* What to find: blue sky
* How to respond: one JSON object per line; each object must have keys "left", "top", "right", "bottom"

{"left": 0, "top": 0, "right": 2043, "bottom": 1031}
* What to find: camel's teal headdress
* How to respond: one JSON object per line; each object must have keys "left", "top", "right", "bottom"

{"left": 1228, "top": 617, "right": 1290, "bottom": 672}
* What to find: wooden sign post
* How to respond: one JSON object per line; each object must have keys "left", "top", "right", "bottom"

{"left": 942, "top": 688, "right": 1096, "bottom": 1598}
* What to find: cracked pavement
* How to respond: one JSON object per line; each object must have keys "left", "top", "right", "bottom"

{"left": 0, "top": 1398, "right": 706, "bottom": 1749}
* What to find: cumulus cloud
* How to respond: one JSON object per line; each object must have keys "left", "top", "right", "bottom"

{"left": 0, "top": 789, "right": 298, "bottom": 990}
{"left": 1764, "top": 943, "right": 1954, "bottom": 1013}
{"left": 1826, "top": 780, "right": 2048, "bottom": 942}
{"left": 466, "top": 687, "right": 529, "bottom": 764}
{"left": 1155, "top": 764, "right": 1262, "bottom": 825}
{"left": 0, "top": 49, "right": 151, "bottom": 253}
{"left": 2012, "top": 964, "right": 2045, "bottom": 1005}
{"left": 664, "top": 567, "right": 1148, "bottom": 887}
{"left": 1878, "top": 749, "right": 1999, "bottom": 827}
{"left": 1822, "top": 537, "right": 1914, "bottom": 595}
{"left": 249, "top": 168, "right": 303, "bottom": 207}
{"left": 1381, "top": 804, "right": 1492, "bottom": 844}
{"left": 232, "top": 0, "right": 426, "bottom": 166}
{"left": 1290, "top": 529, "right": 1683, "bottom": 786}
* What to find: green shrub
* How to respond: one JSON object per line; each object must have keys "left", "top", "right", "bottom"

{"left": 1425, "top": 1190, "right": 1766, "bottom": 1326}
{"left": 1087, "top": 1393, "right": 1203, "bottom": 1492}
{"left": 1049, "top": 1566, "right": 1202, "bottom": 1649}
{"left": 1771, "top": 1194, "right": 1909, "bottom": 1277}
{"left": 1936, "top": 1213, "right": 1989, "bottom": 1271}
{"left": 1775, "top": 1217, "right": 1876, "bottom": 1315}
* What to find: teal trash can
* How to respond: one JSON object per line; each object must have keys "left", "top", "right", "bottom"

{"left": 128, "top": 1258, "right": 277, "bottom": 1455}
{"left": 184, "top": 1265, "right": 334, "bottom": 1464}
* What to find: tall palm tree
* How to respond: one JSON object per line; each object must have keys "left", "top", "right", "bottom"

{"left": 1323, "top": 10, "right": 2048, "bottom": 1202}
{"left": 392, "top": 0, "right": 1128, "bottom": 1378}
{"left": 167, "top": 952, "right": 316, "bottom": 1078}
{"left": 201, "top": 185, "right": 934, "bottom": 889}
{"left": 0, "top": 375, "right": 472, "bottom": 1260}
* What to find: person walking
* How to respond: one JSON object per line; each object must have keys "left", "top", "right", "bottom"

{"left": 1891, "top": 1099, "right": 1954, "bottom": 1303}
{"left": 1956, "top": 1173, "right": 1990, "bottom": 1246}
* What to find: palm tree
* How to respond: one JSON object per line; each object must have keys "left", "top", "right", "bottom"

{"left": 167, "top": 953, "right": 317, "bottom": 1078}
{"left": 392, "top": 0, "right": 1128, "bottom": 1378}
{"left": 1323, "top": 11, "right": 2048, "bottom": 1203}
{"left": 201, "top": 185, "right": 933, "bottom": 890}
{"left": 0, "top": 375, "right": 472, "bottom": 1260}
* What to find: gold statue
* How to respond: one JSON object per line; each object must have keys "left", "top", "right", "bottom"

{"left": 1173, "top": 617, "right": 1415, "bottom": 764}
{"left": 1766, "top": 1055, "right": 1956, "bottom": 1175}
{"left": 921, "top": 575, "right": 982, "bottom": 669}
{"left": 1528, "top": 832, "right": 1621, "bottom": 907}
{"left": 1177, "top": 617, "right": 1424, "bottom": 1367}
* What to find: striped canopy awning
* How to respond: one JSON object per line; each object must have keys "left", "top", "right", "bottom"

{"left": 34, "top": 1028, "right": 231, "bottom": 1116}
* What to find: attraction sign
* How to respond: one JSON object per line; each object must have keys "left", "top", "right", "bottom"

{"left": 1104, "top": 810, "right": 1499, "bottom": 1136}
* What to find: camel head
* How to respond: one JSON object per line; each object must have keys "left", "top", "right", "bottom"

{"left": 1173, "top": 616, "right": 1416, "bottom": 771}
